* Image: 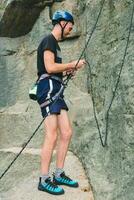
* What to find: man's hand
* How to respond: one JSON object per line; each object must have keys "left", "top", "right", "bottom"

{"left": 70, "top": 59, "right": 86, "bottom": 70}
{"left": 65, "top": 69, "right": 77, "bottom": 77}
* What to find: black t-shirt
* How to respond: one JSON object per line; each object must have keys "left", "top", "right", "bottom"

{"left": 37, "top": 34, "right": 63, "bottom": 79}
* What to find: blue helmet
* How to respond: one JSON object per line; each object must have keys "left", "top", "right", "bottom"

{"left": 52, "top": 10, "right": 74, "bottom": 25}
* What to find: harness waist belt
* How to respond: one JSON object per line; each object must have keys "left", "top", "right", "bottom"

{"left": 39, "top": 74, "right": 63, "bottom": 83}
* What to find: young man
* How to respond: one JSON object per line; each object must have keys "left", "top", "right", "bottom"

{"left": 37, "top": 10, "right": 86, "bottom": 195}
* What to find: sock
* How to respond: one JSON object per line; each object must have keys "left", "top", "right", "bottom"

{"left": 40, "top": 173, "right": 50, "bottom": 183}
{"left": 55, "top": 168, "right": 64, "bottom": 178}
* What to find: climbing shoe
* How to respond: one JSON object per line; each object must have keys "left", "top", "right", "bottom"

{"left": 38, "top": 177, "right": 64, "bottom": 195}
{"left": 53, "top": 172, "right": 79, "bottom": 188}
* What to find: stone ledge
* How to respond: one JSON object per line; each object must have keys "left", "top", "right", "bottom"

{"left": 0, "top": 102, "right": 29, "bottom": 114}
{"left": 0, "top": 150, "right": 94, "bottom": 200}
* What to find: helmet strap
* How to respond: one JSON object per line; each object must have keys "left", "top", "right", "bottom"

{"left": 59, "top": 22, "right": 68, "bottom": 41}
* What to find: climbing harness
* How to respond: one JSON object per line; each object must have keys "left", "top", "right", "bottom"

{"left": 0, "top": 0, "right": 106, "bottom": 180}
{"left": 29, "top": 73, "right": 63, "bottom": 102}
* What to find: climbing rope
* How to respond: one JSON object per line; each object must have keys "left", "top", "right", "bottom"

{"left": 85, "top": 2, "right": 134, "bottom": 147}
{"left": 63, "top": 0, "right": 106, "bottom": 84}
{"left": 0, "top": 0, "right": 106, "bottom": 180}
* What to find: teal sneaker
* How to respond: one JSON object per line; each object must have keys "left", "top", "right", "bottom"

{"left": 38, "top": 177, "right": 64, "bottom": 195}
{"left": 53, "top": 172, "right": 79, "bottom": 188}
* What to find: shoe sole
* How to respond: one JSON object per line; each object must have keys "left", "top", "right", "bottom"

{"left": 53, "top": 180, "right": 79, "bottom": 188}
{"left": 38, "top": 185, "right": 64, "bottom": 195}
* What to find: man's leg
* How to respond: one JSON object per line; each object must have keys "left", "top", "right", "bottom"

{"left": 41, "top": 114, "right": 58, "bottom": 175}
{"left": 56, "top": 109, "right": 72, "bottom": 169}
{"left": 53, "top": 110, "right": 78, "bottom": 187}
{"left": 38, "top": 114, "right": 65, "bottom": 195}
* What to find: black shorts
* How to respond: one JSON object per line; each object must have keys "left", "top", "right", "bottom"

{"left": 37, "top": 77, "right": 68, "bottom": 118}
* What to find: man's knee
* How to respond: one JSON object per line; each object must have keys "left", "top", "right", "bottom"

{"left": 60, "top": 127, "right": 72, "bottom": 141}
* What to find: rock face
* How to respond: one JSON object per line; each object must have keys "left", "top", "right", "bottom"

{"left": 0, "top": 0, "right": 134, "bottom": 200}
{"left": 0, "top": 0, "right": 53, "bottom": 37}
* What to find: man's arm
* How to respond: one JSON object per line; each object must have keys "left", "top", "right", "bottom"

{"left": 44, "top": 50, "right": 74, "bottom": 74}
{"left": 44, "top": 50, "right": 86, "bottom": 74}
